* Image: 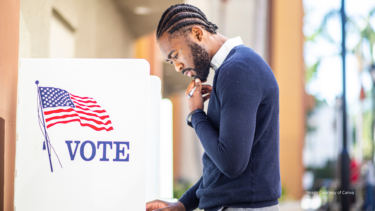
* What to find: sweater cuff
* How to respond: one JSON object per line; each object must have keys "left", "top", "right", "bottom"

{"left": 178, "top": 195, "right": 197, "bottom": 211}
{"left": 191, "top": 111, "right": 207, "bottom": 128}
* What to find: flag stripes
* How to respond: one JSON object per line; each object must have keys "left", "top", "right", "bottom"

{"left": 39, "top": 86, "right": 113, "bottom": 131}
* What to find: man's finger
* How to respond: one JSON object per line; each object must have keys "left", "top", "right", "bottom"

{"left": 194, "top": 78, "right": 202, "bottom": 93}
{"left": 146, "top": 200, "right": 167, "bottom": 211}
{"left": 185, "top": 80, "right": 196, "bottom": 96}
{"left": 201, "top": 84, "right": 213, "bottom": 91}
{"left": 201, "top": 89, "right": 209, "bottom": 95}
{"left": 203, "top": 93, "right": 211, "bottom": 102}
{"left": 201, "top": 85, "right": 213, "bottom": 94}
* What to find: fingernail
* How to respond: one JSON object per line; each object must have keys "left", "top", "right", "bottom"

{"left": 195, "top": 78, "right": 200, "bottom": 83}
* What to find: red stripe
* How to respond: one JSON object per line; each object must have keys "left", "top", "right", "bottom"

{"left": 70, "top": 95, "right": 92, "bottom": 101}
{"left": 47, "top": 119, "right": 113, "bottom": 131}
{"left": 80, "top": 116, "right": 112, "bottom": 125}
{"left": 45, "top": 113, "right": 79, "bottom": 122}
{"left": 45, "top": 109, "right": 110, "bottom": 120}
{"left": 71, "top": 98, "right": 97, "bottom": 104}
{"left": 72, "top": 101, "right": 101, "bottom": 108}
{"left": 75, "top": 105, "right": 106, "bottom": 113}
{"left": 44, "top": 108, "right": 108, "bottom": 119}
{"left": 44, "top": 108, "right": 75, "bottom": 115}
{"left": 45, "top": 111, "right": 111, "bottom": 125}
{"left": 70, "top": 94, "right": 92, "bottom": 100}
{"left": 75, "top": 110, "right": 110, "bottom": 120}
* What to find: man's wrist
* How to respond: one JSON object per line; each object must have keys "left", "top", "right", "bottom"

{"left": 186, "top": 109, "right": 206, "bottom": 128}
{"left": 174, "top": 201, "right": 186, "bottom": 211}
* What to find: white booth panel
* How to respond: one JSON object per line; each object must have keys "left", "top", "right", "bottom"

{"left": 146, "top": 76, "right": 161, "bottom": 202}
{"left": 159, "top": 99, "right": 174, "bottom": 200}
{"left": 15, "top": 59, "right": 149, "bottom": 211}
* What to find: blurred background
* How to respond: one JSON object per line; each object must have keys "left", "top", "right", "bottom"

{"left": 1, "top": 0, "right": 375, "bottom": 210}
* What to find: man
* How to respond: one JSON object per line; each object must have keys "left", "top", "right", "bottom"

{"left": 147, "top": 3, "right": 280, "bottom": 211}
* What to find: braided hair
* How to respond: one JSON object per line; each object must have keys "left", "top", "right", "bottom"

{"left": 156, "top": 3, "right": 218, "bottom": 40}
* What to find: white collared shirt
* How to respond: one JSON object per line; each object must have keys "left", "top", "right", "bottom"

{"left": 210, "top": 36, "right": 243, "bottom": 71}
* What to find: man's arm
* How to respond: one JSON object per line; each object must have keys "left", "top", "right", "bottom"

{"left": 191, "top": 62, "right": 262, "bottom": 179}
{"left": 178, "top": 177, "right": 202, "bottom": 211}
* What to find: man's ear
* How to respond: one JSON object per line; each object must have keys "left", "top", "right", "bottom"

{"left": 191, "top": 26, "right": 204, "bottom": 42}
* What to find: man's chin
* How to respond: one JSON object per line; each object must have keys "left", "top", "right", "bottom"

{"left": 191, "top": 75, "right": 207, "bottom": 83}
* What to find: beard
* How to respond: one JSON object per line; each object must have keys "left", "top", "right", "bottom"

{"left": 186, "top": 41, "right": 211, "bottom": 81}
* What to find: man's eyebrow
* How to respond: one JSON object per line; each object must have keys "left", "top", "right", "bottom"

{"left": 167, "top": 50, "right": 176, "bottom": 60}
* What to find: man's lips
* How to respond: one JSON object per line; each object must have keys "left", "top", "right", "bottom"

{"left": 183, "top": 69, "right": 192, "bottom": 76}
{"left": 184, "top": 70, "right": 192, "bottom": 77}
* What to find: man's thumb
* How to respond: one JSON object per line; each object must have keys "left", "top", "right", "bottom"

{"left": 195, "top": 78, "right": 202, "bottom": 90}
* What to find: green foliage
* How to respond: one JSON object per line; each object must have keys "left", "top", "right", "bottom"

{"left": 173, "top": 180, "right": 193, "bottom": 199}
{"left": 362, "top": 110, "right": 373, "bottom": 159}
{"left": 352, "top": 9, "right": 375, "bottom": 67}
{"left": 315, "top": 10, "right": 340, "bottom": 43}
{"left": 305, "top": 7, "right": 375, "bottom": 83}
{"left": 278, "top": 185, "right": 288, "bottom": 202}
{"left": 306, "top": 160, "right": 336, "bottom": 179}
{"left": 306, "top": 59, "right": 321, "bottom": 83}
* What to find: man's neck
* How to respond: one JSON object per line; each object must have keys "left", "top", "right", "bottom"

{"left": 208, "top": 33, "right": 228, "bottom": 61}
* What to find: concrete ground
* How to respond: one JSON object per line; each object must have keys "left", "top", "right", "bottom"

{"left": 279, "top": 201, "right": 303, "bottom": 211}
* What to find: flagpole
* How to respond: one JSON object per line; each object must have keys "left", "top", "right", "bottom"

{"left": 340, "top": 0, "right": 349, "bottom": 210}
{"left": 36, "top": 80, "right": 53, "bottom": 172}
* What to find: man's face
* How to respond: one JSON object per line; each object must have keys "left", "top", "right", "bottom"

{"left": 158, "top": 30, "right": 211, "bottom": 82}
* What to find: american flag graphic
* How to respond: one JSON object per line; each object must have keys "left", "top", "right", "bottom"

{"left": 39, "top": 87, "right": 114, "bottom": 131}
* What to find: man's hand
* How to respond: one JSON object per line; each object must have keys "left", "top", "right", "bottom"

{"left": 146, "top": 200, "right": 185, "bottom": 211}
{"left": 201, "top": 83, "right": 213, "bottom": 103}
{"left": 186, "top": 78, "right": 212, "bottom": 113}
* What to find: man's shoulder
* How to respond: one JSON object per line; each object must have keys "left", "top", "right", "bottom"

{"left": 216, "top": 45, "right": 262, "bottom": 80}
{"left": 227, "top": 45, "right": 257, "bottom": 59}
{"left": 215, "top": 45, "right": 277, "bottom": 93}
{"left": 223, "top": 45, "right": 265, "bottom": 67}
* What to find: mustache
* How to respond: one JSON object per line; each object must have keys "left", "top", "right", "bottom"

{"left": 181, "top": 68, "right": 195, "bottom": 75}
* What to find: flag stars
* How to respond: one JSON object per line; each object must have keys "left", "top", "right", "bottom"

{"left": 39, "top": 87, "right": 75, "bottom": 109}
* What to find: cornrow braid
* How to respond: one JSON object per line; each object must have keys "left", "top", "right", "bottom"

{"left": 162, "top": 13, "right": 211, "bottom": 36}
{"left": 158, "top": 5, "right": 207, "bottom": 35}
{"left": 156, "top": 3, "right": 218, "bottom": 39}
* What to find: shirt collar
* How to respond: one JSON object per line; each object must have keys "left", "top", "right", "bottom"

{"left": 210, "top": 36, "right": 243, "bottom": 71}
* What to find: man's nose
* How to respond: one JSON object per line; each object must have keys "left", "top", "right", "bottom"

{"left": 174, "top": 62, "right": 183, "bottom": 73}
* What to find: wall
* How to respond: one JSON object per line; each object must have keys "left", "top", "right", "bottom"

{"left": 0, "top": 1, "right": 20, "bottom": 210}
{"left": 135, "top": 32, "right": 163, "bottom": 88}
{"left": 271, "top": 0, "right": 305, "bottom": 199}
{"left": 185, "top": 0, "right": 257, "bottom": 52}
{"left": 19, "top": 0, "right": 135, "bottom": 59}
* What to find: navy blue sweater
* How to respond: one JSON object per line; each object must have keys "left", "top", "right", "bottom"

{"left": 179, "top": 45, "right": 281, "bottom": 211}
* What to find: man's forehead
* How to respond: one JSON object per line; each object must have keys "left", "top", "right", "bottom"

{"left": 158, "top": 33, "right": 184, "bottom": 58}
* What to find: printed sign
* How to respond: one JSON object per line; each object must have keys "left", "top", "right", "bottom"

{"left": 15, "top": 59, "right": 150, "bottom": 211}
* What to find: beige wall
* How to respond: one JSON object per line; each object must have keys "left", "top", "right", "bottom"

{"left": 185, "top": 0, "right": 256, "bottom": 50}
{"left": 271, "top": 0, "right": 305, "bottom": 199}
{"left": 19, "top": 0, "right": 51, "bottom": 58}
{"left": 0, "top": 1, "right": 20, "bottom": 211}
{"left": 19, "top": 0, "right": 135, "bottom": 59}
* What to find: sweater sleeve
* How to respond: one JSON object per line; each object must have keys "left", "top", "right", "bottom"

{"left": 191, "top": 62, "right": 262, "bottom": 179}
{"left": 178, "top": 177, "right": 202, "bottom": 211}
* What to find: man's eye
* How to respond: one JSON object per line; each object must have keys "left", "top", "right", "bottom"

{"left": 173, "top": 54, "right": 178, "bottom": 59}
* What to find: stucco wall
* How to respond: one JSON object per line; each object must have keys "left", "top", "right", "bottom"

{"left": 0, "top": 1, "right": 20, "bottom": 210}
{"left": 19, "top": 0, "right": 135, "bottom": 59}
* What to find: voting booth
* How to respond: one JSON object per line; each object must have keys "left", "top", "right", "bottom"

{"left": 14, "top": 59, "right": 170, "bottom": 210}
